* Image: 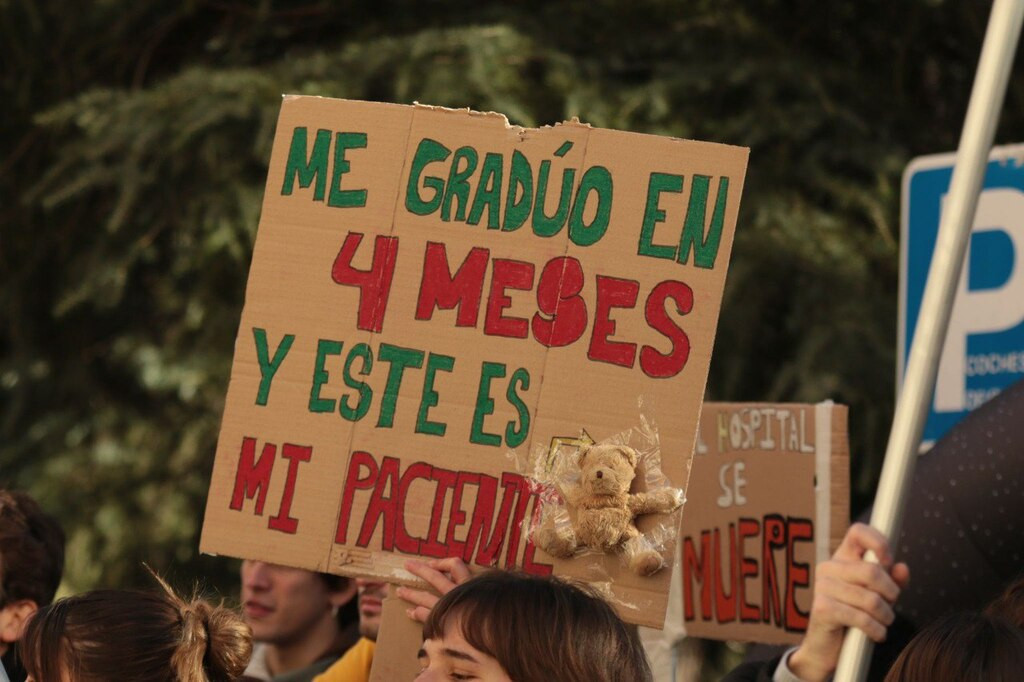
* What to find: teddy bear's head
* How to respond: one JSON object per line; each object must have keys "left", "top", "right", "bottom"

{"left": 577, "top": 443, "right": 638, "bottom": 497}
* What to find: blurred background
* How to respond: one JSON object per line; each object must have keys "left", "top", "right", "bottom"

{"left": 3, "top": 0, "right": 1024, "bottom": 675}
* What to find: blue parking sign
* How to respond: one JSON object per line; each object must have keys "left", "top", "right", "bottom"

{"left": 900, "top": 145, "right": 1024, "bottom": 445}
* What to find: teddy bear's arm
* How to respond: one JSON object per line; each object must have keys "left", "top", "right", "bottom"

{"left": 627, "top": 487, "right": 685, "bottom": 516}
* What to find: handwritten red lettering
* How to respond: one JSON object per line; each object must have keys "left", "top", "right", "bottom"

{"left": 331, "top": 232, "right": 399, "bottom": 333}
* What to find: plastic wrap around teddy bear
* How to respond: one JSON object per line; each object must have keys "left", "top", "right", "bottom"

{"left": 533, "top": 441, "right": 684, "bottom": 576}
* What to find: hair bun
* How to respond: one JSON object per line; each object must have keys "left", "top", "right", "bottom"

{"left": 145, "top": 565, "right": 252, "bottom": 682}
{"left": 173, "top": 600, "right": 211, "bottom": 679}
{"left": 172, "top": 597, "right": 252, "bottom": 682}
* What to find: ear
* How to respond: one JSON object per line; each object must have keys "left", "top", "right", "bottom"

{"left": 576, "top": 443, "right": 592, "bottom": 466}
{"left": 0, "top": 599, "right": 39, "bottom": 646}
{"left": 618, "top": 446, "right": 638, "bottom": 469}
{"left": 328, "top": 578, "right": 358, "bottom": 609}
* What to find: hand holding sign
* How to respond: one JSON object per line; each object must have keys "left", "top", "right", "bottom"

{"left": 788, "top": 523, "right": 910, "bottom": 682}
{"left": 398, "top": 557, "right": 472, "bottom": 623}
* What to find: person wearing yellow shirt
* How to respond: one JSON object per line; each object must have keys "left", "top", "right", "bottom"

{"left": 312, "top": 635, "right": 374, "bottom": 682}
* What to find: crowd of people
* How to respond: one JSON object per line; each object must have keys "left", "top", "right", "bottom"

{"left": 1, "top": 481, "right": 1022, "bottom": 682}
{"left": 1, "top": 384, "right": 1021, "bottom": 680}
{"left": 0, "top": 487, "right": 655, "bottom": 682}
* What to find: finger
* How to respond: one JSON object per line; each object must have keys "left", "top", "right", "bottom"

{"left": 406, "top": 605, "right": 432, "bottom": 624}
{"left": 425, "top": 557, "right": 472, "bottom": 585}
{"left": 405, "top": 560, "right": 458, "bottom": 595}
{"left": 819, "top": 561, "right": 901, "bottom": 603}
{"left": 826, "top": 599, "right": 889, "bottom": 643}
{"left": 834, "top": 523, "right": 894, "bottom": 567}
{"left": 818, "top": 576, "right": 896, "bottom": 626}
{"left": 891, "top": 562, "right": 911, "bottom": 590}
{"left": 396, "top": 586, "right": 440, "bottom": 611}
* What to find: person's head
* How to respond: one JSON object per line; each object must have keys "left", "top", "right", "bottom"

{"left": 19, "top": 574, "right": 251, "bottom": 682}
{"left": 884, "top": 611, "right": 1024, "bottom": 682}
{"left": 355, "top": 579, "right": 387, "bottom": 641}
{"left": 240, "top": 560, "right": 356, "bottom": 647}
{"left": 0, "top": 489, "right": 65, "bottom": 655}
{"left": 417, "top": 571, "right": 652, "bottom": 682}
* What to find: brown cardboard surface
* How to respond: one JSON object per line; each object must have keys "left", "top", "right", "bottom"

{"left": 368, "top": 585, "right": 423, "bottom": 682}
{"left": 200, "top": 97, "right": 749, "bottom": 628}
{"left": 679, "top": 402, "right": 849, "bottom": 644}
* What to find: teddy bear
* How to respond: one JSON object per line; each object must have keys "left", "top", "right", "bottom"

{"left": 533, "top": 442, "right": 684, "bottom": 576}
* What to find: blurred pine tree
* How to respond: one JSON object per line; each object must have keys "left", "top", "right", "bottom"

{"left": 2, "top": 0, "right": 1021, "bottom": 608}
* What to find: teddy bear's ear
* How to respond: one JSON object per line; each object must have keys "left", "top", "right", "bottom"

{"left": 577, "top": 443, "right": 591, "bottom": 466}
{"left": 619, "top": 446, "right": 638, "bottom": 469}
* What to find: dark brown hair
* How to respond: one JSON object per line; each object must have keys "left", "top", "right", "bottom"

{"left": 20, "top": 574, "right": 252, "bottom": 681}
{"left": 884, "top": 611, "right": 1024, "bottom": 682}
{"left": 318, "top": 573, "right": 358, "bottom": 632}
{"left": 986, "top": 574, "right": 1024, "bottom": 628}
{"left": 423, "top": 571, "right": 652, "bottom": 682}
{"left": 0, "top": 489, "right": 65, "bottom": 607}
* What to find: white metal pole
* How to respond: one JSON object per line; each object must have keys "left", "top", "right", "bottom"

{"left": 833, "top": 1, "right": 1024, "bottom": 680}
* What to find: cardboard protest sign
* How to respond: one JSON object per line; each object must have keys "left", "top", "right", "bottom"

{"left": 200, "top": 96, "right": 748, "bottom": 627}
{"left": 679, "top": 402, "right": 849, "bottom": 644}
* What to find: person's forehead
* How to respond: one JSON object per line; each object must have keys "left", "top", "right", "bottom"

{"left": 268, "top": 563, "right": 314, "bottom": 575}
{"left": 246, "top": 561, "right": 323, "bottom": 583}
{"left": 439, "top": 619, "right": 476, "bottom": 652}
{"left": 272, "top": 567, "right": 325, "bottom": 588}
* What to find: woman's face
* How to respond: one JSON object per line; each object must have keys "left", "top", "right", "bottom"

{"left": 416, "top": 623, "right": 512, "bottom": 682}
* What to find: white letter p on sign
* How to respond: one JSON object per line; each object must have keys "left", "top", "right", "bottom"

{"left": 935, "top": 188, "right": 1024, "bottom": 412}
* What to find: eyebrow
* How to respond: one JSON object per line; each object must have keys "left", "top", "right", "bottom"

{"left": 443, "top": 647, "right": 479, "bottom": 664}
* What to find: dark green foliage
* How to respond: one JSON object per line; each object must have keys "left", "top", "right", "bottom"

{"left": 2, "top": 0, "right": 1023, "bottom": 604}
